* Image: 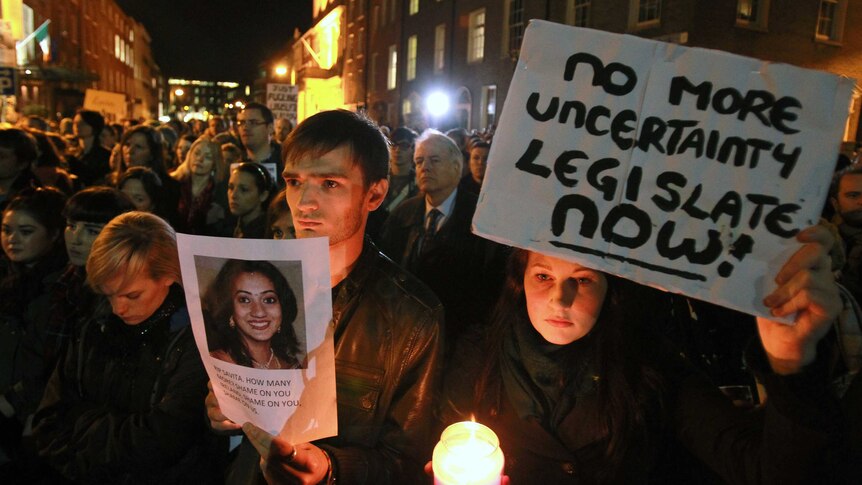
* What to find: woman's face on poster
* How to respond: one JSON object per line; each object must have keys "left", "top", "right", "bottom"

{"left": 231, "top": 271, "right": 282, "bottom": 344}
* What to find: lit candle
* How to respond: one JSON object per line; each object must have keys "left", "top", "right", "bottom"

{"left": 432, "top": 421, "right": 504, "bottom": 485}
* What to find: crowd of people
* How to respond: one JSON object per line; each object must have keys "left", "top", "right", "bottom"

{"left": 0, "top": 105, "right": 858, "bottom": 484}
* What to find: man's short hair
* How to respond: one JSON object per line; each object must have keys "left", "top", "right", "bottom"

{"left": 390, "top": 126, "right": 418, "bottom": 145}
{"left": 282, "top": 109, "right": 389, "bottom": 188}
{"left": 416, "top": 129, "right": 463, "bottom": 173}
{"left": 242, "top": 102, "right": 274, "bottom": 125}
{"left": 830, "top": 163, "right": 862, "bottom": 198}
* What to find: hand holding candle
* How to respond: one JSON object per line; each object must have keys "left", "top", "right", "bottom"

{"left": 432, "top": 421, "right": 505, "bottom": 485}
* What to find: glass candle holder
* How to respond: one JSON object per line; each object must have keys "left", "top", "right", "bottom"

{"left": 432, "top": 421, "right": 504, "bottom": 485}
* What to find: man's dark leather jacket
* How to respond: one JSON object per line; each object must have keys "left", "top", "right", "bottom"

{"left": 228, "top": 240, "right": 445, "bottom": 484}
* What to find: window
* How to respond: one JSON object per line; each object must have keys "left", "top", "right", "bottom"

{"left": 387, "top": 45, "right": 397, "bottom": 90}
{"left": 480, "top": 85, "right": 497, "bottom": 129}
{"left": 468, "top": 9, "right": 486, "bottom": 63}
{"left": 566, "top": 0, "right": 590, "bottom": 27}
{"left": 409, "top": 0, "right": 419, "bottom": 15}
{"left": 407, "top": 35, "right": 417, "bottom": 80}
{"left": 434, "top": 24, "right": 446, "bottom": 72}
{"left": 736, "top": 0, "right": 769, "bottom": 30}
{"left": 114, "top": 34, "right": 120, "bottom": 59}
{"left": 628, "top": 0, "right": 661, "bottom": 30}
{"left": 402, "top": 99, "right": 412, "bottom": 116}
{"left": 816, "top": 0, "right": 847, "bottom": 43}
{"left": 507, "top": 0, "right": 525, "bottom": 56}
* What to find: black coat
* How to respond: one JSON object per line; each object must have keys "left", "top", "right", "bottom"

{"left": 442, "top": 329, "right": 846, "bottom": 484}
{"left": 33, "top": 286, "right": 225, "bottom": 484}
{"left": 378, "top": 190, "right": 506, "bottom": 345}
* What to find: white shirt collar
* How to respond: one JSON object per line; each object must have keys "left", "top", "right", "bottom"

{"left": 425, "top": 188, "right": 458, "bottom": 227}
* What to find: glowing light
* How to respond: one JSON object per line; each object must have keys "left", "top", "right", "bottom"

{"left": 158, "top": 115, "right": 171, "bottom": 123}
{"left": 426, "top": 91, "right": 450, "bottom": 118}
{"left": 174, "top": 88, "right": 184, "bottom": 96}
{"left": 24, "top": 69, "right": 31, "bottom": 75}
{"left": 275, "top": 65, "right": 288, "bottom": 76}
{"left": 432, "top": 421, "right": 504, "bottom": 485}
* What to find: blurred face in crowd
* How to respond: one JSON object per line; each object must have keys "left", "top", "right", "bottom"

{"left": 222, "top": 147, "right": 242, "bottom": 166}
{"left": 283, "top": 145, "right": 385, "bottom": 248}
{"left": 834, "top": 173, "right": 862, "bottom": 226}
{"left": 209, "top": 117, "right": 226, "bottom": 135}
{"left": 237, "top": 108, "right": 271, "bottom": 152}
{"left": 275, "top": 118, "right": 292, "bottom": 143}
{"left": 189, "top": 143, "right": 216, "bottom": 177}
{"left": 65, "top": 220, "right": 105, "bottom": 267}
{"left": 270, "top": 211, "right": 295, "bottom": 240}
{"left": 523, "top": 252, "right": 608, "bottom": 346}
{"left": 176, "top": 138, "right": 193, "bottom": 164}
{"left": 100, "top": 128, "right": 118, "bottom": 149}
{"left": 123, "top": 133, "right": 152, "bottom": 167}
{"left": 2, "top": 210, "right": 57, "bottom": 265}
{"left": 120, "top": 179, "right": 154, "bottom": 212}
{"left": 469, "top": 146, "right": 489, "bottom": 184}
{"left": 389, "top": 139, "right": 414, "bottom": 177}
{"left": 0, "top": 146, "right": 25, "bottom": 181}
{"left": 100, "top": 269, "right": 173, "bottom": 325}
{"left": 231, "top": 271, "right": 282, "bottom": 346}
{"left": 73, "top": 114, "right": 93, "bottom": 139}
{"left": 414, "top": 138, "right": 461, "bottom": 198}
{"left": 228, "top": 170, "right": 267, "bottom": 219}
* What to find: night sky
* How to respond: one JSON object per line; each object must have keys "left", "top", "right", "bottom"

{"left": 115, "top": 0, "right": 313, "bottom": 84}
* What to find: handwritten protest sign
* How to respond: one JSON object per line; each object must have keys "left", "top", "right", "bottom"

{"left": 83, "top": 89, "right": 126, "bottom": 120}
{"left": 267, "top": 83, "right": 298, "bottom": 126}
{"left": 178, "top": 235, "right": 336, "bottom": 441}
{"left": 473, "top": 21, "right": 855, "bottom": 319}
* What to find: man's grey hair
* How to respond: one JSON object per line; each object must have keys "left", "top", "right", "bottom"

{"left": 416, "top": 129, "right": 463, "bottom": 172}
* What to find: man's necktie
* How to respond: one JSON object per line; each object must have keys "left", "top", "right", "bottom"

{"left": 420, "top": 208, "right": 442, "bottom": 255}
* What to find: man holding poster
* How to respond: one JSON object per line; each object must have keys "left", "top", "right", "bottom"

{"left": 207, "top": 109, "right": 445, "bottom": 484}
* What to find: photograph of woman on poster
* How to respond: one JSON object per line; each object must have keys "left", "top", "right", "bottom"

{"left": 204, "top": 259, "right": 303, "bottom": 369}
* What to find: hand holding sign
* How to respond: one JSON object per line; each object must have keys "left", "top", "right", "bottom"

{"left": 758, "top": 225, "right": 842, "bottom": 374}
{"left": 242, "top": 422, "right": 331, "bottom": 485}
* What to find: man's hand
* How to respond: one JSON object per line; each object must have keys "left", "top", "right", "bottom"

{"left": 206, "top": 380, "right": 241, "bottom": 432}
{"left": 243, "top": 422, "right": 331, "bottom": 485}
{"left": 758, "top": 225, "right": 842, "bottom": 374}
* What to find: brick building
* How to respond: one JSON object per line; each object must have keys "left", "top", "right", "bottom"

{"left": 266, "top": 0, "right": 861, "bottom": 142}
{"left": 0, "top": 0, "right": 161, "bottom": 120}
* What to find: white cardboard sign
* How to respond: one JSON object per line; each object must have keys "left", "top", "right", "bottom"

{"left": 178, "top": 235, "right": 337, "bottom": 440}
{"left": 474, "top": 21, "right": 855, "bottom": 319}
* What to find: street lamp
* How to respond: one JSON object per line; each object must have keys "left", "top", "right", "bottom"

{"left": 426, "top": 90, "right": 450, "bottom": 120}
{"left": 274, "top": 65, "right": 288, "bottom": 77}
{"left": 175, "top": 88, "right": 184, "bottom": 97}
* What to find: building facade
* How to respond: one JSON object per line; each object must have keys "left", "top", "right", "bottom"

{"left": 277, "top": 0, "right": 860, "bottom": 144}
{"left": 0, "top": 0, "right": 161, "bottom": 121}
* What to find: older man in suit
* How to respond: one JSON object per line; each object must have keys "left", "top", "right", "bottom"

{"left": 379, "top": 130, "right": 505, "bottom": 349}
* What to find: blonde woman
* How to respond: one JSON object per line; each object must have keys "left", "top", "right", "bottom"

{"left": 172, "top": 138, "right": 227, "bottom": 234}
{"left": 33, "top": 212, "right": 221, "bottom": 483}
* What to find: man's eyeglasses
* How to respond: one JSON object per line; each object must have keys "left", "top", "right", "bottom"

{"left": 236, "top": 119, "right": 267, "bottom": 128}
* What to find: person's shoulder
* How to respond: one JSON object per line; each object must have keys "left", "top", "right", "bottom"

{"left": 388, "top": 194, "right": 424, "bottom": 219}
{"left": 209, "top": 349, "right": 235, "bottom": 364}
{"left": 366, "top": 248, "right": 443, "bottom": 316}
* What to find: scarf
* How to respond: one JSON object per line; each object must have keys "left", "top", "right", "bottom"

{"left": 500, "top": 315, "right": 596, "bottom": 430}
